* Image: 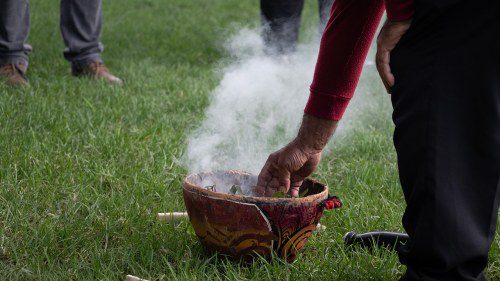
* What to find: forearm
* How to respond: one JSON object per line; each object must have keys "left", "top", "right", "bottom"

{"left": 296, "top": 114, "right": 338, "bottom": 153}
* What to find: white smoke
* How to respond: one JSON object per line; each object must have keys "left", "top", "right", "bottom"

{"left": 185, "top": 28, "right": 386, "bottom": 174}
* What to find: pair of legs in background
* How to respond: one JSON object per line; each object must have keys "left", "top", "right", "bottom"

{"left": 0, "top": 0, "right": 121, "bottom": 86}
{"left": 391, "top": 0, "right": 499, "bottom": 280}
{"left": 260, "top": 0, "right": 333, "bottom": 54}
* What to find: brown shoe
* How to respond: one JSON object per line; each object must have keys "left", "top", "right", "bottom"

{"left": 72, "top": 62, "right": 123, "bottom": 86}
{"left": 0, "top": 63, "right": 28, "bottom": 87}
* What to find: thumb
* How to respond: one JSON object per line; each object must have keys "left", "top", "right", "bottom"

{"left": 289, "top": 183, "right": 302, "bottom": 198}
{"left": 376, "top": 49, "right": 395, "bottom": 93}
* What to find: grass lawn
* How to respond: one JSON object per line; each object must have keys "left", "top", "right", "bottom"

{"left": 0, "top": 0, "right": 498, "bottom": 280}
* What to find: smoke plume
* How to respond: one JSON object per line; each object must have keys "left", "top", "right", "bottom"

{"left": 185, "top": 28, "right": 385, "bottom": 175}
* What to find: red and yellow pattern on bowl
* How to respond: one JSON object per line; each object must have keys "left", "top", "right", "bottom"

{"left": 183, "top": 170, "right": 329, "bottom": 262}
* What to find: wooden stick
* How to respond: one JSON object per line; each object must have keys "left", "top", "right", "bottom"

{"left": 125, "top": 275, "right": 148, "bottom": 281}
{"left": 157, "top": 212, "right": 189, "bottom": 222}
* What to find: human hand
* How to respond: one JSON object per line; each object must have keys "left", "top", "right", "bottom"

{"left": 255, "top": 139, "right": 322, "bottom": 197}
{"left": 256, "top": 115, "right": 338, "bottom": 197}
{"left": 376, "top": 19, "right": 412, "bottom": 93}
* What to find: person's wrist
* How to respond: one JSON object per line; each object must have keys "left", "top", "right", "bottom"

{"left": 296, "top": 114, "right": 338, "bottom": 154}
{"left": 385, "top": 18, "right": 412, "bottom": 30}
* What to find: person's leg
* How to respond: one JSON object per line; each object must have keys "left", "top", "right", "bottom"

{"left": 60, "top": 0, "right": 122, "bottom": 85}
{"left": 60, "top": 0, "right": 103, "bottom": 68}
{"left": 260, "top": 0, "right": 304, "bottom": 54}
{"left": 390, "top": 1, "right": 500, "bottom": 280}
{"left": 0, "top": 0, "right": 30, "bottom": 85}
{"left": 318, "top": 0, "right": 334, "bottom": 33}
{"left": 0, "top": 0, "right": 31, "bottom": 66}
{"left": 60, "top": 0, "right": 103, "bottom": 66}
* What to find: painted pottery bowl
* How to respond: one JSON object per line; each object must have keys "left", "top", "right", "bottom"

{"left": 183, "top": 170, "right": 334, "bottom": 262}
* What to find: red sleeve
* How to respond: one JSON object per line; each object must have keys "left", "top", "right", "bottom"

{"left": 386, "top": 0, "right": 415, "bottom": 21}
{"left": 304, "top": 0, "right": 414, "bottom": 120}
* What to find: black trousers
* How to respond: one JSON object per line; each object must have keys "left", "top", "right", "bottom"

{"left": 391, "top": 1, "right": 500, "bottom": 280}
{"left": 260, "top": 0, "right": 333, "bottom": 54}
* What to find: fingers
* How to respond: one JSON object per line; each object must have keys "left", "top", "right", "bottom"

{"left": 289, "top": 184, "right": 302, "bottom": 198}
{"left": 256, "top": 156, "right": 274, "bottom": 196}
{"left": 289, "top": 170, "right": 307, "bottom": 197}
{"left": 289, "top": 152, "right": 320, "bottom": 197}
{"left": 256, "top": 143, "right": 321, "bottom": 198}
{"left": 376, "top": 19, "right": 412, "bottom": 95}
{"left": 256, "top": 154, "right": 291, "bottom": 197}
{"left": 263, "top": 162, "right": 291, "bottom": 197}
{"left": 376, "top": 49, "right": 395, "bottom": 94}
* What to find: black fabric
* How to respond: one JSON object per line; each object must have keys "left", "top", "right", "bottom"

{"left": 260, "top": 0, "right": 333, "bottom": 54}
{"left": 390, "top": 0, "right": 500, "bottom": 280}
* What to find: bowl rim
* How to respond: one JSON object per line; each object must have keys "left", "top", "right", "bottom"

{"left": 183, "top": 170, "right": 328, "bottom": 204}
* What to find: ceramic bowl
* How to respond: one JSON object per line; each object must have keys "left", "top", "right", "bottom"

{"left": 183, "top": 170, "right": 333, "bottom": 262}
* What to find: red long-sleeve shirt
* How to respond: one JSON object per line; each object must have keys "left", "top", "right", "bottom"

{"left": 304, "top": 0, "right": 414, "bottom": 120}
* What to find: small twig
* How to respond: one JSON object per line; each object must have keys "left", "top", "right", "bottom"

{"left": 157, "top": 212, "right": 189, "bottom": 222}
{"left": 125, "top": 275, "right": 148, "bottom": 281}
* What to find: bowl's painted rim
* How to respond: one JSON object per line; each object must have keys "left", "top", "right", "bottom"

{"left": 183, "top": 170, "right": 328, "bottom": 205}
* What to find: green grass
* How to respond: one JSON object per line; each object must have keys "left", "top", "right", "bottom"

{"left": 0, "top": 1, "right": 498, "bottom": 280}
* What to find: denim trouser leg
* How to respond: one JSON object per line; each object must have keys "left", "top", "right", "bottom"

{"left": 0, "top": 0, "right": 30, "bottom": 66}
{"left": 60, "top": 0, "right": 103, "bottom": 68}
